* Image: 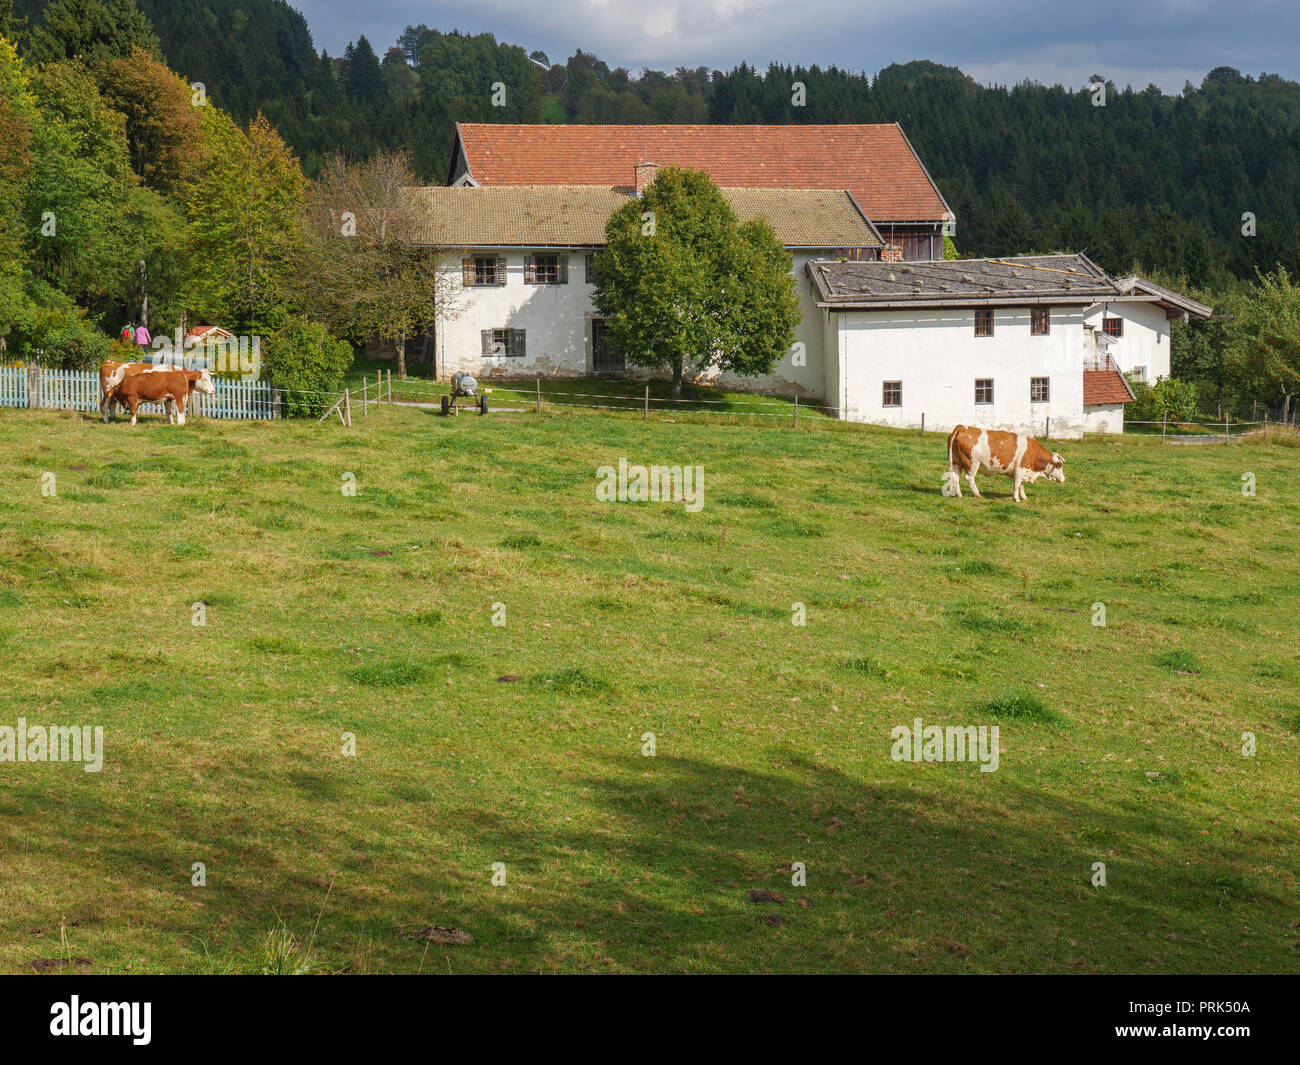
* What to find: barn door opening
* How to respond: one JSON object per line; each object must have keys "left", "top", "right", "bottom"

{"left": 592, "top": 319, "right": 624, "bottom": 372}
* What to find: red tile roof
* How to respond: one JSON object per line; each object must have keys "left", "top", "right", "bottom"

{"left": 1083, "top": 369, "right": 1135, "bottom": 405}
{"left": 452, "top": 123, "right": 952, "bottom": 224}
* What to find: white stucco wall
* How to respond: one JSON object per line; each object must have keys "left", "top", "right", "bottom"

{"left": 705, "top": 252, "right": 826, "bottom": 398}
{"left": 434, "top": 248, "right": 597, "bottom": 379}
{"left": 1083, "top": 403, "right": 1126, "bottom": 434}
{"left": 1083, "top": 300, "right": 1171, "bottom": 382}
{"left": 831, "top": 305, "right": 1090, "bottom": 439}
{"left": 433, "top": 247, "right": 827, "bottom": 396}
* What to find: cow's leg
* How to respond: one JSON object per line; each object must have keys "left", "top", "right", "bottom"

{"left": 1013, "top": 470, "right": 1025, "bottom": 502}
{"left": 175, "top": 393, "right": 187, "bottom": 426}
{"left": 965, "top": 464, "right": 981, "bottom": 498}
{"left": 100, "top": 394, "right": 111, "bottom": 424}
{"left": 128, "top": 397, "right": 139, "bottom": 425}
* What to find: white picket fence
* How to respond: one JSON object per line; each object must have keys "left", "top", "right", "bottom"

{"left": 0, "top": 364, "right": 278, "bottom": 420}
{"left": 0, "top": 363, "right": 27, "bottom": 408}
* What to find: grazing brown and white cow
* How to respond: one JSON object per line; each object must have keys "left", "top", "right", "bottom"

{"left": 99, "top": 361, "right": 214, "bottom": 422}
{"left": 944, "top": 425, "right": 1065, "bottom": 502}
{"left": 110, "top": 368, "right": 214, "bottom": 426}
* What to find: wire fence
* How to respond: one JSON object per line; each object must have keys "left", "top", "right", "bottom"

{"left": 385, "top": 378, "right": 841, "bottom": 424}
{"left": 10, "top": 361, "right": 1297, "bottom": 443}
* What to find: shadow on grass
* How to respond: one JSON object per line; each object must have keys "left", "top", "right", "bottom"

{"left": 3, "top": 745, "right": 1290, "bottom": 974}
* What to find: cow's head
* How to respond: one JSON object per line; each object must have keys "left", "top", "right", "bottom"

{"left": 186, "top": 370, "right": 217, "bottom": 395}
{"left": 1047, "top": 452, "right": 1065, "bottom": 483}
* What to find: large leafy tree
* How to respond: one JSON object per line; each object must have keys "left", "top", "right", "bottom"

{"left": 185, "top": 109, "right": 306, "bottom": 332}
{"left": 1228, "top": 267, "right": 1300, "bottom": 422}
{"left": 101, "top": 44, "right": 200, "bottom": 195}
{"left": 300, "top": 150, "right": 459, "bottom": 378}
{"left": 0, "top": 35, "right": 34, "bottom": 338}
{"left": 593, "top": 166, "right": 800, "bottom": 399}
{"left": 23, "top": 59, "right": 132, "bottom": 308}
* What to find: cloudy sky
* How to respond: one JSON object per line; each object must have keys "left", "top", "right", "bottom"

{"left": 292, "top": 0, "right": 1296, "bottom": 92}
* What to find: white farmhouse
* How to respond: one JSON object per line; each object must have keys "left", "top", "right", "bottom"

{"left": 395, "top": 122, "right": 1212, "bottom": 437}
{"left": 407, "top": 180, "right": 885, "bottom": 395}
{"left": 808, "top": 254, "right": 1212, "bottom": 438}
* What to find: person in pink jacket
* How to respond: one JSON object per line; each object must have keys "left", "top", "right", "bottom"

{"left": 134, "top": 324, "right": 152, "bottom": 349}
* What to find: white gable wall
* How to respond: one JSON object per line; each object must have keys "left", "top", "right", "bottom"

{"left": 831, "top": 305, "right": 1089, "bottom": 438}
{"left": 1083, "top": 300, "right": 1170, "bottom": 382}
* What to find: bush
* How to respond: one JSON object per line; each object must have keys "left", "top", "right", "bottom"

{"left": 262, "top": 316, "right": 353, "bottom": 417}
{"left": 11, "top": 305, "right": 111, "bottom": 370}
{"left": 1127, "top": 376, "right": 1200, "bottom": 422}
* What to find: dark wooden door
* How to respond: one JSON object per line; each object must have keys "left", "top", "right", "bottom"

{"left": 592, "top": 319, "right": 624, "bottom": 372}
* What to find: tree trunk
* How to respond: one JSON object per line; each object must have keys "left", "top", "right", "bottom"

{"left": 396, "top": 332, "right": 407, "bottom": 380}
{"left": 138, "top": 259, "right": 149, "bottom": 329}
{"left": 1283, "top": 391, "right": 1293, "bottom": 425}
{"left": 671, "top": 356, "right": 683, "bottom": 402}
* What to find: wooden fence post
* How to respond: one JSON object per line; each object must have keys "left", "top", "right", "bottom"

{"left": 387, "top": 369, "right": 392, "bottom": 402}
{"left": 644, "top": 385, "right": 649, "bottom": 421}
{"left": 536, "top": 378, "right": 541, "bottom": 414}
{"left": 1045, "top": 416, "right": 1050, "bottom": 439}
{"left": 1224, "top": 413, "right": 1230, "bottom": 445}
{"left": 1161, "top": 412, "right": 1167, "bottom": 444}
{"left": 344, "top": 389, "right": 352, "bottom": 428}
{"left": 27, "top": 363, "right": 40, "bottom": 409}
{"left": 273, "top": 388, "right": 282, "bottom": 420}
{"left": 920, "top": 412, "right": 925, "bottom": 435}
{"left": 363, "top": 379, "right": 368, "bottom": 417}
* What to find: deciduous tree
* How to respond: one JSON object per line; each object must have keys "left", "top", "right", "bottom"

{"left": 186, "top": 110, "right": 306, "bottom": 332}
{"left": 593, "top": 166, "right": 800, "bottom": 400}
{"left": 301, "top": 150, "right": 461, "bottom": 378}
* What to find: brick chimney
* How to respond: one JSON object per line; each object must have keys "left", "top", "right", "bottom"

{"left": 881, "top": 243, "right": 905, "bottom": 263}
{"left": 634, "top": 161, "right": 660, "bottom": 196}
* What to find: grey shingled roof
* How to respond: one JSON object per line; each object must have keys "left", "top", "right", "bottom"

{"left": 1114, "top": 274, "right": 1213, "bottom": 319}
{"left": 806, "top": 254, "right": 1124, "bottom": 307}
{"left": 405, "top": 185, "right": 882, "bottom": 249}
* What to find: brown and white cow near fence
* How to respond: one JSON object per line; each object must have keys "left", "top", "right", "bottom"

{"left": 100, "top": 361, "right": 214, "bottom": 423}
{"left": 944, "top": 425, "right": 1065, "bottom": 502}
{"left": 108, "top": 368, "right": 216, "bottom": 426}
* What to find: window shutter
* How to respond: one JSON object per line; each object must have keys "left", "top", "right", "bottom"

{"left": 511, "top": 329, "right": 526, "bottom": 357}
{"left": 585, "top": 253, "right": 595, "bottom": 282}
{"left": 558, "top": 255, "right": 569, "bottom": 284}
{"left": 495, "top": 256, "right": 506, "bottom": 285}
{"left": 523, "top": 255, "right": 535, "bottom": 284}
{"left": 463, "top": 257, "right": 475, "bottom": 286}
{"left": 481, "top": 329, "right": 493, "bottom": 355}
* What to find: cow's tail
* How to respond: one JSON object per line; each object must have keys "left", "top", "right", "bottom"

{"left": 943, "top": 426, "right": 962, "bottom": 495}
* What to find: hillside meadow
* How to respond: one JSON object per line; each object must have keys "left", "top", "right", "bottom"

{"left": 0, "top": 396, "right": 1297, "bottom": 974}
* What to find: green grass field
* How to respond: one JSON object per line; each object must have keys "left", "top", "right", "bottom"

{"left": 1, "top": 396, "right": 1297, "bottom": 974}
